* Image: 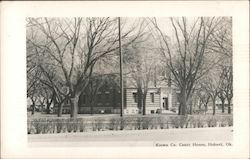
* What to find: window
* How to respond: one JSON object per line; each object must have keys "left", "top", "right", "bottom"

{"left": 133, "top": 93, "right": 138, "bottom": 103}
{"left": 163, "top": 97, "right": 169, "bottom": 110}
{"left": 97, "top": 93, "right": 102, "bottom": 103}
{"left": 105, "top": 92, "right": 110, "bottom": 103}
{"left": 150, "top": 93, "right": 154, "bottom": 103}
{"left": 66, "top": 99, "right": 71, "bottom": 105}
{"left": 81, "top": 95, "right": 86, "bottom": 104}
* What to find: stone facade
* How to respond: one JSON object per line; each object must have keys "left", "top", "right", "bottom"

{"left": 124, "top": 88, "right": 161, "bottom": 114}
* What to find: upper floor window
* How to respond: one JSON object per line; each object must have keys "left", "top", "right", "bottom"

{"left": 66, "top": 99, "right": 71, "bottom": 105}
{"left": 97, "top": 93, "right": 102, "bottom": 103}
{"left": 105, "top": 92, "right": 110, "bottom": 103}
{"left": 81, "top": 95, "right": 86, "bottom": 104}
{"left": 133, "top": 93, "right": 138, "bottom": 103}
{"left": 150, "top": 93, "right": 154, "bottom": 103}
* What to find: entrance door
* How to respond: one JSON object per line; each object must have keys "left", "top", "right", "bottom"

{"left": 163, "top": 97, "right": 169, "bottom": 110}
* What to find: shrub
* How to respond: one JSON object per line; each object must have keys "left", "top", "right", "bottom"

{"left": 158, "top": 116, "right": 167, "bottom": 129}
{"left": 124, "top": 117, "right": 135, "bottom": 130}
{"left": 48, "top": 120, "right": 56, "bottom": 133}
{"left": 109, "top": 118, "right": 120, "bottom": 130}
{"left": 73, "top": 119, "right": 81, "bottom": 132}
{"left": 170, "top": 116, "right": 180, "bottom": 128}
{"left": 28, "top": 114, "right": 233, "bottom": 135}
{"left": 226, "top": 116, "right": 233, "bottom": 126}
{"left": 119, "top": 117, "right": 125, "bottom": 130}
{"left": 206, "top": 116, "right": 217, "bottom": 127}
{"left": 219, "top": 117, "right": 227, "bottom": 127}
{"left": 196, "top": 116, "right": 204, "bottom": 128}
{"left": 55, "top": 119, "right": 65, "bottom": 133}
{"left": 27, "top": 119, "right": 33, "bottom": 134}
{"left": 189, "top": 116, "right": 204, "bottom": 128}
{"left": 32, "top": 119, "right": 46, "bottom": 134}
{"left": 147, "top": 117, "right": 156, "bottom": 129}
{"left": 185, "top": 116, "right": 193, "bottom": 128}
{"left": 179, "top": 116, "right": 188, "bottom": 128}
{"left": 79, "top": 119, "right": 86, "bottom": 132}
{"left": 141, "top": 117, "right": 153, "bottom": 130}
{"left": 135, "top": 117, "right": 143, "bottom": 130}
{"left": 219, "top": 116, "right": 233, "bottom": 127}
{"left": 92, "top": 118, "right": 104, "bottom": 131}
{"left": 150, "top": 117, "right": 158, "bottom": 129}
{"left": 168, "top": 116, "right": 188, "bottom": 128}
{"left": 41, "top": 119, "right": 53, "bottom": 133}
{"left": 66, "top": 119, "right": 74, "bottom": 133}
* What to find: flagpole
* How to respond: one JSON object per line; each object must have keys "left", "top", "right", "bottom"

{"left": 118, "top": 17, "right": 123, "bottom": 117}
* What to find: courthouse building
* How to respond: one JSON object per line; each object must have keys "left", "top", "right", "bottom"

{"left": 54, "top": 76, "right": 178, "bottom": 115}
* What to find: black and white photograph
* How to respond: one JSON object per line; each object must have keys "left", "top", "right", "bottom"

{"left": 26, "top": 16, "right": 233, "bottom": 144}
{"left": 1, "top": 1, "right": 249, "bottom": 159}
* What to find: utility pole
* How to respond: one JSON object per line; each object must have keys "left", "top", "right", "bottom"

{"left": 118, "top": 17, "right": 123, "bottom": 117}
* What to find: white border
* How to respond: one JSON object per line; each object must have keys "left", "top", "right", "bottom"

{"left": 1, "top": 1, "right": 249, "bottom": 159}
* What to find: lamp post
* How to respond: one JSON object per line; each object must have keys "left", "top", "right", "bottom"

{"left": 118, "top": 17, "right": 124, "bottom": 117}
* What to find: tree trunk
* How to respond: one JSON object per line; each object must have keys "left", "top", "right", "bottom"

{"left": 31, "top": 104, "right": 35, "bottom": 115}
{"left": 137, "top": 87, "right": 143, "bottom": 113}
{"left": 142, "top": 93, "right": 147, "bottom": 115}
{"left": 46, "top": 100, "right": 50, "bottom": 114}
{"left": 57, "top": 102, "right": 63, "bottom": 117}
{"left": 228, "top": 100, "right": 231, "bottom": 114}
{"left": 204, "top": 103, "right": 207, "bottom": 114}
{"left": 181, "top": 102, "right": 187, "bottom": 115}
{"left": 46, "top": 98, "right": 54, "bottom": 114}
{"left": 31, "top": 98, "right": 36, "bottom": 115}
{"left": 70, "top": 93, "right": 80, "bottom": 118}
{"left": 40, "top": 100, "right": 45, "bottom": 113}
{"left": 47, "top": 92, "right": 55, "bottom": 114}
{"left": 189, "top": 101, "right": 193, "bottom": 115}
{"left": 179, "top": 90, "right": 187, "bottom": 115}
{"left": 221, "top": 99, "right": 225, "bottom": 113}
{"left": 90, "top": 101, "right": 94, "bottom": 115}
{"left": 204, "top": 96, "right": 210, "bottom": 114}
{"left": 212, "top": 98, "right": 216, "bottom": 115}
{"left": 198, "top": 102, "right": 202, "bottom": 110}
{"left": 178, "top": 104, "right": 181, "bottom": 115}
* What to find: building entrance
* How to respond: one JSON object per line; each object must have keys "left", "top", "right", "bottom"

{"left": 163, "top": 97, "right": 169, "bottom": 110}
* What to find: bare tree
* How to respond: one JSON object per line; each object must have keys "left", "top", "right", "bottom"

{"left": 210, "top": 18, "right": 233, "bottom": 114}
{"left": 27, "top": 17, "right": 145, "bottom": 118}
{"left": 28, "top": 86, "right": 39, "bottom": 115}
{"left": 37, "top": 85, "right": 55, "bottom": 114}
{"left": 208, "top": 17, "right": 232, "bottom": 58}
{"left": 220, "top": 66, "right": 233, "bottom": 114}
{"left": 199, "top": 92, "right": 210, "bottom": 113}
{"left": 27, "top": 20, "right": 69, "bottom": 116}
{"left": 27, "top": 41, "right": 42, "bottom": 115}
{"left": 203, "top": 72, "right": 221, "bottom": 115}
{"left": 85, "top": 76, "right": 103, "bottom": 115}
{"left": 217, "top": 66, "right": 228, "bottom": 113}
{"left": 124, "top": 39, "right": 160, "bottom": 115}
{"left": 150, "top": 17, "right": 223, "bottom": 115}
{"left": 193, "top": 81, "right": 211, "bottom": 114}
{"left": 217, "top": 91, "right": 226, "bottom": 113}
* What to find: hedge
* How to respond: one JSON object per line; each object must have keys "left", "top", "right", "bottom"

{"left": 27, "top": 115, "right": 233, "bottom": 134}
